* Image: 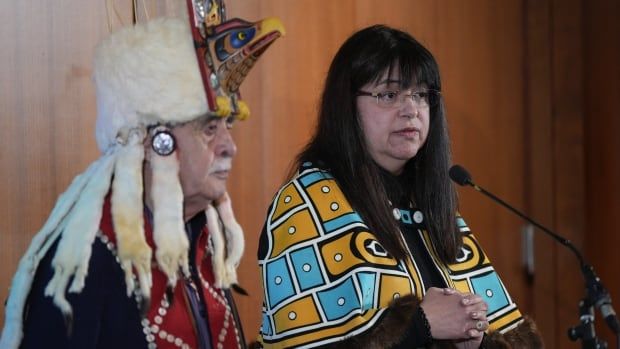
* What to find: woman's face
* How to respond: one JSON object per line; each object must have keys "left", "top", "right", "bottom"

{"left": 356, "top": 68, "right": 431, "bottom": 175}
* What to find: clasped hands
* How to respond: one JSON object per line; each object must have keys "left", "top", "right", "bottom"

{"left": 420, "top": 287, "right": 489, "bottom": 341}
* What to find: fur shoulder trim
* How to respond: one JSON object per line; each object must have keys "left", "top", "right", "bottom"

{"left": 320, "top": 295, "right": 421, "bottom": 349}
{"left": 481, "top": 316, "right": 544, "bottom": 349}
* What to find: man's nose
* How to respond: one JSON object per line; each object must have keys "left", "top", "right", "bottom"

{"left": 214, "top": 126, "right": 237, "bottom": 158}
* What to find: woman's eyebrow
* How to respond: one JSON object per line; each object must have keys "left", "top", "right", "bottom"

{"left": 376, "top": 78, "right": 401, "bottom": 86}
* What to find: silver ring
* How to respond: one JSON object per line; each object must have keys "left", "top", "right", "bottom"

{"left": 475, "top": 321, "right": 485, "bottom": 330}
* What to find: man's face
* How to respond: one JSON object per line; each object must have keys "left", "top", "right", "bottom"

{"left": 172, "top": 115, "right": 237, "bottom": 209}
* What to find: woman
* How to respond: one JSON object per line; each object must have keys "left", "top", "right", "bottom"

{"left": 256, "top": 25, "right": 542, "bottom": 348}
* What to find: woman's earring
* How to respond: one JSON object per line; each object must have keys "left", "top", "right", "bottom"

{"left": 151, "top": 127, "right": 176, "bottom": 156}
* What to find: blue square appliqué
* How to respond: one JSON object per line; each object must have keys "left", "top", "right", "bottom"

{"left": 316, "top": 277, "right": 361, "bottom": 321}
{"left": 265, "top": 256, "right": 296, "bottom": 308}
{"left": 470, "top": 272, "right": 510, "bottom": 315}
{"left": 290, "top": 246, "right": 325, "bottom": 291}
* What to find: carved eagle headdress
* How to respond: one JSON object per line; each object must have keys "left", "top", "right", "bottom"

{"left": 0, "top": 1, "right": 284, "bottom": 347}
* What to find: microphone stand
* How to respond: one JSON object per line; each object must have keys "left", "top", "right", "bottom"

{"left": 452, "top": 167, "right": 619, "bottom": 349}
{"left": 568, "top": 265, "right": 612, "bottom": 349}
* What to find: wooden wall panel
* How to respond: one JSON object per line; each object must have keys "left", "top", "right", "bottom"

{"left": 524, "top": 1, "right": 558, "bottom": 346}
{"left": 0, "top": 0, "right": 110, "bottom": 336}
{"left": 584, "top": 0, "right": 620, "bottom": 345}
{"left": 550, "top": 0, "right": 585, "bottom": 346}
{"left": 527, "top": 0, "right": 620, "bottom": 347}
{"left": 551, "top": 1, "right": 588, "bottom": 346}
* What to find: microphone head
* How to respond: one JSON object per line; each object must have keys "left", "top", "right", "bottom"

{"left": 449, "top": 165, "right": 473, "bottom": 186}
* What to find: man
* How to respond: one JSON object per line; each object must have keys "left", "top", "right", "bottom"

{"left": 0, "top": 1, "right": 283, "bottom": 348}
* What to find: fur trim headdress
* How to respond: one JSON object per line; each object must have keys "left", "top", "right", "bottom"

{"left": 0, "top": 1, "right": 284, "bottom": 348}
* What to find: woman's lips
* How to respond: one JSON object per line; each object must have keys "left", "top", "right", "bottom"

{"left": 394, "top": 127, "right": 420, "bottom": 138}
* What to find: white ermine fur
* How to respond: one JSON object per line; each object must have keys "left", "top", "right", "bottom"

{"left": 0, "top": 156, "right": 107, "bottom": 349}
{"left": 112, "top": 128, "right": 153, "bottom": 299}
{"left": 150, "top": 146, "right": 189, "bottom": 287}
{"left": 94, "top": 17, "right": 206, "bottom": 152}
{"left": 217, "top": 192, "right": 244, "bottom": 284}
{"left": 44, "top": 151, "right": 116, "bottom": 318}
{"left": 206, "top": 192, "right": 244, "bottom": 288}
{"left": 206, "top": 204, "right": 226, "bottom": 288}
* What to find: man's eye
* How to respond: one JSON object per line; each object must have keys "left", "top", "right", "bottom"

{"left": 226, "top": 116, "right": 236, "bottom": 130}
{"left": 203, "top": 122, "right": 218, "bottom": 134}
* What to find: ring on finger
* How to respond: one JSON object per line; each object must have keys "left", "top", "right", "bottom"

{"left": 475, "top": 320, "right": 486, "bottom": 331}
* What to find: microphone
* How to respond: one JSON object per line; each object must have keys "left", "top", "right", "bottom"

{"left": 448, "top": 165, "right": 473, "bottom": 186}
{"left": 449, "top": 164, "right": 620, "bottom": 335}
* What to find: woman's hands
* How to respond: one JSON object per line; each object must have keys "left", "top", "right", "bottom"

{"left": 420, "top": 287, "right": 489, "bottom": 342}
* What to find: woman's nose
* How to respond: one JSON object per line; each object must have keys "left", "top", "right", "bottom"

{"left": 399, "top": 94, "right": 420, "bottom": 116}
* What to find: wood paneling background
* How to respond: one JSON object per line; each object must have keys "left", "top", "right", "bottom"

{"left": 1, "top": 1, "right": 618, "bottom": 348}
{"left": 583, "top": 0, "right": 620, "bottom": 345}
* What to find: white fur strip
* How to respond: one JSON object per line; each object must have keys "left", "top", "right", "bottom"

{"left": 206, "top": 192, "right": 244, "bottom": 288}
{"left": 150, "top": 149, "right": 189, "bottom": 287}
{"left": 206, "top": 204, "right": 227, "bottom": 288}
{"left": 112, "top": 130, "right": 153, "bottom": 298}
{"left": 0, "top": 154, "right": 110, "bottom": 349}
{"left": 44, "top": 151, "right": 116, "bottom": 318}
{"left": 216, "top": 193, "right": 244, "bottom": 286}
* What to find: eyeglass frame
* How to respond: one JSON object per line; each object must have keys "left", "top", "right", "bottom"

{"left": 356, "top": 89, "right": 442, "bottom": 109}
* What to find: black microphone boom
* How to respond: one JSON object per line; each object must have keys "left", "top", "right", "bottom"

{"left": 448, "top": 165, "right": 584, "bottom": 264}
{"left": 449, "top": 164, "right": 620, "bottom": 343}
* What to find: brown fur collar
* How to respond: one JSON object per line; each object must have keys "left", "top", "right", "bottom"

{"left": 319, "top": 294, "right": 422, "bottom": 348}
{"left": 432, "top": 316, "right": 543, "bottom": 349}
{"left": 316, "top": 312, "right": 543, "bottom": 349}
{"left": 479, "top": 316, "right": 544, "bottom": 349}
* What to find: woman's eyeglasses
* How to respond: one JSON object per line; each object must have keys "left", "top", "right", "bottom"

{"left": 356, "top": 89, "right": 441, "bottom": 109}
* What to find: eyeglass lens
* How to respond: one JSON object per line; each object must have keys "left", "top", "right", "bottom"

{"left": 377, "top": 91, "right": 439, "bottom": 108}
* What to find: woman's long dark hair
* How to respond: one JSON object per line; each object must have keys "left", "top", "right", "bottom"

{"left": 294, "top": 25, "right": 459, "bottom": 263}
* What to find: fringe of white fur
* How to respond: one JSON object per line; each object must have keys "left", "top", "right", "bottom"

{"left": 0, "top": 148, "right": 116, "bottom": 349}
{"left": 149, "top": 145, "right": 189, "bottom": 287}
{"left": 112, "top": 128, "right": 153, "bottom": 300}
{"left": 44, "top": 151, "right": 116, "bottom": 320}
{"left": 206, "top": 192, "right": 244, "bottom": 288}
